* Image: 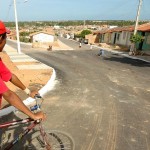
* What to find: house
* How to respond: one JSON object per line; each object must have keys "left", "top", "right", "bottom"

{"left": 100, "top": 29, "right": 111, "bottom": 44}
{"left": 30, "top": 31, "right": 55, "bottom": 48}
{"left": 136, "top": 23, "right": 150, "bottom": 51}
{"left": 109, "top": 26, "right": 134, "bottom": 48}
{"left": 85, "top": 33, "right": 100, "bottom": 44}
{"left": 30, "top": 31, "right": 54, "bottom": 43}
{"left": 7, "top": 30, "right": 16, "bottom": 40}
{"left": 94, "top": 23, "right": 150, "bottom": 51}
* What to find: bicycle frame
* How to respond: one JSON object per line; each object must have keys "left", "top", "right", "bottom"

{"left": 0, "top": 95, "right": 51, "bottom": 150}
{"left": 0, "top": 118, "right": 39, "bottom": 150}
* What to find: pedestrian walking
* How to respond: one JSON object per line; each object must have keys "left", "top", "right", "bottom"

{"left": 79, "top": 42, "right": 82, "bottom": 48}
{"left": 98, "top": 49, "right": 105, "bottom": 56}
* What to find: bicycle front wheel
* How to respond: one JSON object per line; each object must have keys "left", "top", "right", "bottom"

{"left": 26, "top": 130, "right": 75, "bottom": 150}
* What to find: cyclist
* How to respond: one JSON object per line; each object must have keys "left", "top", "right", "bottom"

{"left": 0, "top": 21, "right": 46, "bottom": 121}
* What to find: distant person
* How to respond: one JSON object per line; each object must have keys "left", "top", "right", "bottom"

{"left": 47, "top": 45, "right": 52, "bottom": 51}
{"left": 0, "top": 21, "right": 46, "bottom": 121}
{"left": 90, "top": 44, "right": 93, "bottom": 49}
{"left": 79, "top": 42, "right": 82, "bottom": 48}
{"left": 98, "top": 49, "right": 104, "bottom": 56}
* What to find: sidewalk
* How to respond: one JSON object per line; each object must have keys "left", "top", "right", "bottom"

{"left": 93, "top": 45, "right": 150, "bottom": 63}
{"left": 108, "top": 49, "right": 150, "bottom": 63}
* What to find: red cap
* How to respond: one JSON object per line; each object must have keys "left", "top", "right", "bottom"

{"left": 0, "top": 21, "right": 10, "bottom": 34}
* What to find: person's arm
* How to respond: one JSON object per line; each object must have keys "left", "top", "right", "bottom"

{"left": 9, "top": 73, "right": 26, "bottom": 90}
{"left": 2, "top": 89, "right": 46, "bottom": 120}
{"left": 10, "top": 73, "right": 39, "bottom": 98}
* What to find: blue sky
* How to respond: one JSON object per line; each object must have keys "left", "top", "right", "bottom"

{"left": 0, "top": 0, "right": 150, "bottom": 21}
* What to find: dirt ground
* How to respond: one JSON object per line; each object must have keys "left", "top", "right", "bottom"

{"left": 0, "top": 51, "right": 53, "bottom": 108}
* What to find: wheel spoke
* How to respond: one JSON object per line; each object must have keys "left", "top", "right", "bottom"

{"left": 25, "top": 130, "right": 75, "bottom": 150}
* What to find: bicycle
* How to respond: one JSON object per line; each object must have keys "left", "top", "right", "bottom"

{"left": 0, "top": 95, "right": 75, "bottom": 150}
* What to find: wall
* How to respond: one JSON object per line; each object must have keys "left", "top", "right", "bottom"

{"left": 85, "top": 34, "right": 99, "bottom": 44}
{"left": 142, "top": 32, "right": 150, "bottom": 51}
{"left": 119, "top": 31, "right": 132, "bottom": 47}
{"left": 33, "top": 33, "right": 54, "bottom": 43}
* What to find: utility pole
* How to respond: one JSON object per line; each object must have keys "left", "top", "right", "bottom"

{"left": 130, "top": 0, "right": 143, "bottom": 53}
{"left": 84, "top": 20, "right": 86, "bottom": 29}
{"left": 13, "top": 0, "right": 21, "bottom": 54}
{"left": 134, "top": 0, "right": 143, "bottom": 35}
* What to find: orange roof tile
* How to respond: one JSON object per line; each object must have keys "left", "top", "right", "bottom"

{"left": 137, "top": 23, "right": 150, "bottom": 31}
{"left": 93, "top": 23, "right": 150, "bottom": 35}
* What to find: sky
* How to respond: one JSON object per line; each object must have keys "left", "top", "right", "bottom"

{"left": 0, "top": 0, "right": 150, "bottom": 22}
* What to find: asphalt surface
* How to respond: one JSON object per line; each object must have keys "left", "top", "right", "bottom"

{"left": 24, "top": 48, "right": 150, "bottom": 150}
{"left": 1, "top": 39, "right": 150, "bottom": 150}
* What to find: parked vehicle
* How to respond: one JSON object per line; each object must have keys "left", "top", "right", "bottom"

{"left": 84, "top": 39, "right": 88, "bottom": 44}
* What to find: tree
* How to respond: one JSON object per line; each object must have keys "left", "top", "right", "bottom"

{"left": 130, "top": 33, "right": 143, "bottom": 43}
{"left": 129, "top": 33, "right": 143, "bottom": 55}
{"left": 80, "top": 30, "right": 92, "bottom": 38}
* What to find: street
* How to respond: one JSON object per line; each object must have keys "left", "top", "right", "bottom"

{"left": 26, "top": 48, "right": 150, "bottom": 149}
{"left": 6, "top": 39, "right": 150, "bottom": 150}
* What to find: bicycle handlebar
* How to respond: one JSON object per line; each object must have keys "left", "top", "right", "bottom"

{"left": 30, "top": 94, "right": 43, "bottom": 111}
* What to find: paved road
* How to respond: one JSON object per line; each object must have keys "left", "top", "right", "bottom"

{"left": 58, "top": 37, "right": 94, "bottom": 50}
{"left": 6, "top": 39, "right": 150, "bottom": 150}
{"left": 24, "top": 47, "right": 150, "bottom": 150}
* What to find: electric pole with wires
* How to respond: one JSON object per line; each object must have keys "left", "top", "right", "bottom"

{"left": 134, "top": 0, "right": 143, "bottom": 35}
{"left": 129, "top": 0, "right": 143, "bottom": 54}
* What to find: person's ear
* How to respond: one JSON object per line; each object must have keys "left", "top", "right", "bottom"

{"left": 0, "top": 36, "right": 2, "bottom": 43}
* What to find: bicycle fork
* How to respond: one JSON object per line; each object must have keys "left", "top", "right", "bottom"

{"left": 39, "top": 123, "right": 51, "bottom": 150}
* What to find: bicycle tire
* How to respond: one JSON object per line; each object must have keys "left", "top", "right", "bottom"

{"left": 25, "top": 130, "right": 75, "bottom": 150}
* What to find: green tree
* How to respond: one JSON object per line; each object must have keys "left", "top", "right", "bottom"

{"left": 130, "top": 34, "right": 143, "bottom": 43}
{"left": 80, "top": 30, "right": 92, "bottom": 38}
{"left": 129, "top": 33, "right": 143, "bottom": 53}
{"left": 20, "top": 32, "right": 30, "bottom": 36}
{"left": 20, "top": 36, "right": 30, "bottom": 43}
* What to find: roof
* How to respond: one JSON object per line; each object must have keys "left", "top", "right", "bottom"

{"left": 137, "top": 23, "right": 150, "bottom": 31}
{"left": 30, "top": 31, "right": 55, "bottom": 36}
{"left": 94, "top": 22, "right": 150, "bottom": 34}
{"left": 94, "top": 25, "right": 134, "bottom": 34}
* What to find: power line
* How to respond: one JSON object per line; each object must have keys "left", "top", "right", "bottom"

{"left": 6, "top": 0, "right": 13, "bottom": 21}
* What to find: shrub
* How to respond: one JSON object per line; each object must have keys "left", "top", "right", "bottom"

{"left": 130, "top": 34, "right": 143, "bottom": 43}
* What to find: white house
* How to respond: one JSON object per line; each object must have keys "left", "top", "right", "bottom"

{"left": 31, "top": 31, "right": 54, "bottom": 43}
{"left": 30, "top": 31, "right": 55, "bottom": 49}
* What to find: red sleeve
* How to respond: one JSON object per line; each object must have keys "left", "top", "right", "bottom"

{"left": 0, "top": 59, "right": 12, "bottom": 82}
